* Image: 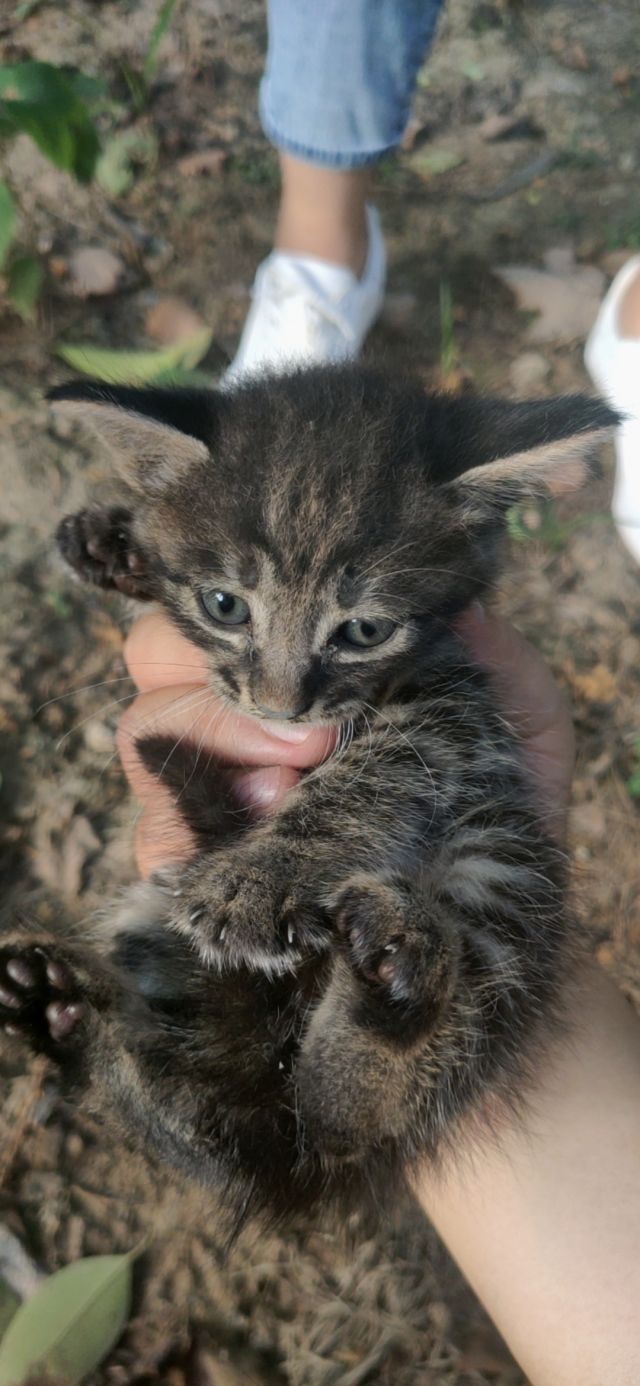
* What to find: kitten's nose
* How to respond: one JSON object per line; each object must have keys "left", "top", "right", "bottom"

{"left": 256, "top": 702, "right": 310, "bottom": 722}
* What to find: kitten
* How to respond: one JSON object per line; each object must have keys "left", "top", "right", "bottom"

{"left": 0, "top": 367, "right": 615, "bottom": 1227}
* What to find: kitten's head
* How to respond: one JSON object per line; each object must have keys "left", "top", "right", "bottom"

{"left": 51, "top": 367, "right": 615, "bottom": 725}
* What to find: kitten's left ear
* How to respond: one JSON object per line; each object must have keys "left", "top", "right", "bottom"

{"left": 48, "top": 381, "right": 213, "bottom": 496}
{"left": 432, "top": 394, "right": 619, "bottom": 515}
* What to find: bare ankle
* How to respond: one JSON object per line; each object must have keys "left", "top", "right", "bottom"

{"left": 275, "top": 154, "right": 370, "bottom": 276}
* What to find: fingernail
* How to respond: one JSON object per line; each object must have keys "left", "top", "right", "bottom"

{"left": 262, "top": 721, "right": 314, "bottom": 743}
{"left": 470, "top": 600, "right": 486, "bottom": 622}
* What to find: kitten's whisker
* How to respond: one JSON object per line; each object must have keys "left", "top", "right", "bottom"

{"left": 37, "top": 675, "right": 134, "bottom": 714}
{"left": 114, "top": 688, "right": 219, "bottom": 750}
{"left": 361, "top": 699, "right": 439, "bottom": 830}
{"left": 54, "top": 689, "right": 140, "bottom": 750}
{"left": 36, "top": 664, "right": 210, "bottom": 716}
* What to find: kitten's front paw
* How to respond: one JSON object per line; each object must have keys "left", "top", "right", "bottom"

{"left": 0, "top": 943, "right": 86, "bottom": 1055}
{"left": 168, "top": 843, "right": 330, "bottom": 972}
{"left": 333, "top": 876, "right": 456, "bottom": 1039}
{"left": 56, "top": 508, "right": 152, "bottom": 599}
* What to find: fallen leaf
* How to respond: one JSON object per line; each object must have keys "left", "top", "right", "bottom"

{"left": 61, "top": 814, "right": 101, "bottom": 898}
{"left": 407, "top": 145, "right": 465, "bottom": 179}
{"left": 177, "top": 147, "right": 227, "bottom": 178}
{"left": 67, "top": 247, "right": 124, "bottom": 298}
{"left": 563, "top": 660, "right": 617, "bottom": 704}
{"left": 96, "top": 127, "right": 158, "bottom": 197}
{"left": 144, "top": 295, "right": 207, "bottom": 345}
{"left": 495, "top": 247, "right": 604, "bottom": 343}
{"left": 0, "top": 1252, "right": 134, "bottom": 1386}
{"left": 56, "top": 325, "right": 213, "bottom": 383}
{"left": 6, "top": 254, "right": 43, "bottom": 322}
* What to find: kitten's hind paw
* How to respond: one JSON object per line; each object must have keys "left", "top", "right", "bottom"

{"left": 333, "top": 876, "right": 457, "bottom": 1042}
{"left": 0, "top": 944, "right": 86, "bottom": 1055}
{"left": 56, "top": 508, "right": 152, "bottom": 599}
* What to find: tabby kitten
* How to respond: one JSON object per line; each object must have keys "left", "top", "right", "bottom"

{"left": 0, "top": 367, "right": 614, "bottom": 1226}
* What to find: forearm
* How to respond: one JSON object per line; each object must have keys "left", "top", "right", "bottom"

{"left": 415, "top": 963, "right": 640, "bottom": 1386}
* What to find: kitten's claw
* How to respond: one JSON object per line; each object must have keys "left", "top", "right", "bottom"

{"left": 170, "top": 846, "right": 330, "bottom": 972}
{"left": 332, "top": 877, "right": 456, "bottom": 1036}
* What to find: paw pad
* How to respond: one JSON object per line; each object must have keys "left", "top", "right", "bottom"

{"left": 0, "top": 945, "right": 84, "bottom": 1048}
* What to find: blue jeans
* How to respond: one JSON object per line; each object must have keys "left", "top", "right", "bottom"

{"left": 260, "top": 1, "right": 446, "bottom": 169}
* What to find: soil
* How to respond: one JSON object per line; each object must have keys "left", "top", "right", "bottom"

{"left": 1, "top": 1, "right": 639, "bottom": 1382}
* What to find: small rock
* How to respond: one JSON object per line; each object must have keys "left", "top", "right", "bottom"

{"left": 67, "top": 246, "right": 125, "bottom": 298}
{"left": 569, "top": 801, "right": 606, "bottom": 843}
{"left": 619, "top": 151, "right": 637, "bottom": 175}
{"left": 381, "top": 291, "right": 418, "bottom": 330}
{"left": 144, "top": 295, "right": 207, "bottom": 346}
{"left": 83, "top": 719, "right": 115, "bottom": 754}
{"left": 543, "top": 244, "right": 576, "bottom": 275}
{"left": 509, "top": 350, "right": 550, "bottom": 393}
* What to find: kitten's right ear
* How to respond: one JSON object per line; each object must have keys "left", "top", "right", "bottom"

{"left": 427, "top": 393, "right": 619, "bottom": 516}
{"left": 48, "top": 381, "right": 212, "bottom": 496}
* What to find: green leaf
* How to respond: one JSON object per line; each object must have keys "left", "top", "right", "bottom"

{"left": 144, "top": 0, "right": 182, "bottom": 83}
{"left": 56, "top": 326, "right": 213, "bottom": 384}
{"left": 408, "top": 146, "right": 465, "bottom": 179}
{"left": 0, "top": 62, "right": 100, "bottom": 182}
{"left": 0, "top": 1253, "right": 134, "bottom": 1385}
{"left": 96, "top": 127, "right": 157, "bottom": 198}
{"left": 154, "top": 366, "right": 214, "bottom": 387}
{"left": 0, "top": 1284, "right": 19, "bottom": 1339}
{"left": 0, "top": 181, "right": 16, "bottom": 269}
{"left": 6, "top": 254, "right": 43, "bottom": 321}
{"left": 13, "top": 0, "right": 48, "bottom": 17}
{"left": 627, "top": 771, "right": 640, "bottom": 799}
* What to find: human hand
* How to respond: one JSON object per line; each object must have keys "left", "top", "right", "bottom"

{"left": 118, "top": 604, "right": 573, "bottom": 877}
{"left": 117, "top": 611, "right": 335, "bottom": 877}
{"left": 456, "top": 602, "right": 574, "bottom": 840}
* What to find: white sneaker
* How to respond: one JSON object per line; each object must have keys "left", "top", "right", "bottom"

{"left": 224, "top": 205, "right": 386, "bottom": 384}
{"left": 584, "top": 255, "right": 640, "bottom": 563}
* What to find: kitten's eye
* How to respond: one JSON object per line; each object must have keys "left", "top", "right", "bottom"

{"left": 337, "top": 617, "right": 397, "bottom": 648}
{"left": 200, "top": 589, "right": 250, "bottom": 625}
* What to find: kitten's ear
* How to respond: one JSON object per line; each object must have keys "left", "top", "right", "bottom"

{"left": 48, "top": 381, "right": 213, "bottom": 496}
{"left": 431, "top": 394, "right": 618, "bottom": 515}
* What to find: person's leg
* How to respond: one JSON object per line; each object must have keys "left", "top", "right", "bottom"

{"left": 275, "top": 157, "right": 370, "bottom": 277}
{"left": 226, "top": 0, "right": 445, "bottom": 380}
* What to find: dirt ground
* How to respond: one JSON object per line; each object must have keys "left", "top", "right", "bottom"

{"left": 1, "top": 1, "right": 640, "bottom": 1382}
